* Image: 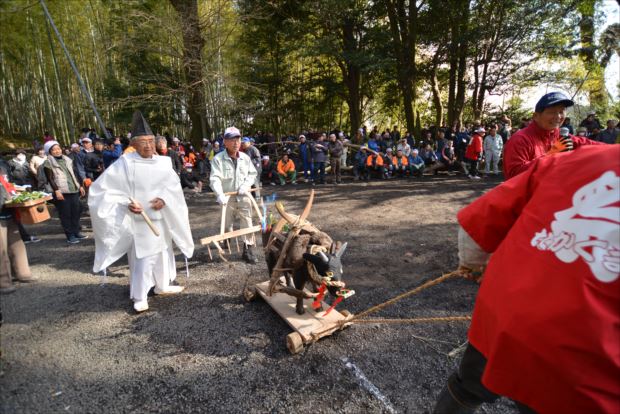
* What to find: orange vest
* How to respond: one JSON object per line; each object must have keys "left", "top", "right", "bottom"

{"left": 366, "top": 155, "right": 383, "bottom": 167}
{"left": 392, "top": 155, "right": 409, "bottom": 166}
{"left": 277, "top": 159, "right": 295, "bottom": 174}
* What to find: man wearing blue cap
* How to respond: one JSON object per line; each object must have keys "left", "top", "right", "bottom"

{"left": 503, "top": 92, "right": 603, "bottom": 179}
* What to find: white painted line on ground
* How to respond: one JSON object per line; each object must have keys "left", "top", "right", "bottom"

{"left": 341, "top": 356, "right": 397, "bottom": 414}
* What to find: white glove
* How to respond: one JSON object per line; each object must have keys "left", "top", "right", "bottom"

{"left": 237, "top": 186, "right": 250, "bottom": 197}
{"left": 216, "top": 194, "right": 229, "bottom": 205}
{"left": 457, "top": 226, "right": 489, "bottom": 270}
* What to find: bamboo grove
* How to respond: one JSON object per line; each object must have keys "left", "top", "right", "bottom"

{"left": 0, "top": 0, "right": 617, "bottom": 145}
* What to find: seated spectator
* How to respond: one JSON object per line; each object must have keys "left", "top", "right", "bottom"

{"left": 597, "top": 119, "right": 619, "bottom": 144}
{"left": 391, "top": 149, "right": 409, "bottom": 177}
{"left": 367, "top": 133, "right": 380, "bottom": 152}
{"left": 404, "top": 131, "right": 416, "bottom": 149}
{"left": 430, "top": 139, "right": 459, "bottom": 175}
{"left": 260, "top": 155, "right": 277, "bottom": 186}
{"left": 408, "top": 149, "right": 425, "bottom": 177}
{"left": 397, "top": 139, "right": 412, "bottom": 157}
{"left": 420, "top": 131, "right": 433, "bottom": 149}
{"left": 435, "top": 129, "right": 448, "bottom": 154}
{"left": 383, "top": 148, "right": 394, "bottom": 177}
{"left": 419, "top": 144, "right": 438, "bottom": 166}
{"left": 364, "top": 152, "right": 387, "bottom": 181}
{"left": 277, "top": 154, "right": 297, "bottom": 185}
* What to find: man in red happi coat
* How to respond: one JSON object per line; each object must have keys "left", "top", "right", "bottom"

{"left": 434, "top": 144, "right": 620, "bottom": 413}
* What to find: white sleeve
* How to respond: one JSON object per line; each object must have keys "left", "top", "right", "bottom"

{"left": 209, "top": 156, "right": 225, "bottom": 196}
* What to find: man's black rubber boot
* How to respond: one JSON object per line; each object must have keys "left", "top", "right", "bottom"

{"left": 433, "top": 385, "right": 478, "bottom": 414}
{"left": 242, "top": 244, "right": 258, "bottom": 264}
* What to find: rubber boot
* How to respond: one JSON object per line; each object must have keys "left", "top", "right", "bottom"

{"left": 433, "top": 385, "right": 479, "bottom": 414}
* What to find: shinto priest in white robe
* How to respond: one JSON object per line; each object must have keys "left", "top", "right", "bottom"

{"left": 88, "top": 151, "right": 194, "bottom": 301}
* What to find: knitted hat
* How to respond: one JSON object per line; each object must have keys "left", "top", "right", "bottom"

{"left": 44, "top": 140, "right": 60, "bottom": 155}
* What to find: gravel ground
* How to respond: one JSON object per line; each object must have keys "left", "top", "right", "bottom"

{"left": 1, "top": 173, "right": 520, "bottom": 413}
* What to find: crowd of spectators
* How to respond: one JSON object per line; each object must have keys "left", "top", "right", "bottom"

{"left": 1, "top": 112, "right": 618, "bottom": 250}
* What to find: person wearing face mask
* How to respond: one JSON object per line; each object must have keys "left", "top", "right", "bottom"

{"left": 42, "top": 140, "right": 86, "bottom": 244}
{"left": 575, "top": 126, "right": 588, "bottom": 138}
{"left": 503, "top": 92, "right": 603, "bottom": 180}
{"left": 7, "top": 150, "right": 31, "bottom": 187}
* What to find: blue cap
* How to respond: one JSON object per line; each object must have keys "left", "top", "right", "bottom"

{"left": 534, "top": 92, "right": 574, "bottom": 113}
{"left": 241, "top": 137, "right": 251, "bottom": 143}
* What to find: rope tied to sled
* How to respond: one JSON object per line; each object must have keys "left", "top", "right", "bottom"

{"left": 312, "top": 269, "right": 472, "bottom": 337}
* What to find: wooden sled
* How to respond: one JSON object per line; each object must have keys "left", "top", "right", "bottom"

{"left": 245, "top": 279, "right": 353, "bottom": 354}
{"left": 245, "top": 190, "right": 353, "bottom": 354}
{"left": 200, "top": 189, "right": 264, "bottom": 261}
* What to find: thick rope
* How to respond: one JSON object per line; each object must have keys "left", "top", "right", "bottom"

{"left": 310, "top": 270, "right": 467, "bottom": 338}
{"left": 351, "top": 316, "right": 471, "bottom": 324}
{"left": 351, "top": 270, "right": 461, "bottom": 321}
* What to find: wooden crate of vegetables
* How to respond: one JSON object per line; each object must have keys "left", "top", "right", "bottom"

{"left": 6, "top": 192, "right": 53, "bottom": 224}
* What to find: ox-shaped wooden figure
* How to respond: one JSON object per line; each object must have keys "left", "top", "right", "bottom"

{"left": 248, "top": 190, "right": 355, "bottom": 354}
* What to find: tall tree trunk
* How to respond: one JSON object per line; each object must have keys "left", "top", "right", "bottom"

{"left": 45, "top": 17, "right": 72, "bottom": 142}
{"left": 385, "top": 0, "right": 418, "bottom": 135}
{"left": 430, "top": 51, "right": 443, "bottom": 127}
{"left": 341, "top": 17, "right": 362, "bottom": 137}
{"left": 170, "top": 0, "right": 211, "bottom": 145}
{"left": 454, "top": 1, "right": 469, "bottom": 127}
{"left": 578, "top": 0, "right": 607, "bottom": 108}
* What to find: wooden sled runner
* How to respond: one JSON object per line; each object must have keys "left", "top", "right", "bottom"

{"left": 245, "top": 279, "right": 352, "bottom": 354}
{"left": 200, "top": 188, "right": 264, "bottom": 261}
{"left": 244, "top": 189, "right": 354, "bottom": 354}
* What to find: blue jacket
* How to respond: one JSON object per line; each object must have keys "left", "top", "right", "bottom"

{"left": 102, "top": 144, "right": 122, "bottom": 168}
{"left": 367, "top": 139, "right": 379, "bottom": 152}
{"left": 409, "top": 154, "right": 425, "bottom": 168}
{"left": 298, "top": 142, "right": 311, "bottom": 163}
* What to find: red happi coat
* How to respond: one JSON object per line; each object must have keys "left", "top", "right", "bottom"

{"left": 458, "top": 145, "right": 620, "bottom": 414}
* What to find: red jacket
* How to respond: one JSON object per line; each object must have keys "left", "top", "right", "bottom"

{"left": 465, "top": 133, "right": 483, "bottom": 160}
{"left": 503, "top": 121, "right": 603, "bottom": 179}
{"left": 458, "top": 145, "right": 620, "bottom": 414}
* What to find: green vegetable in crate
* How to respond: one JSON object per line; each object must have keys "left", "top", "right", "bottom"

{"left": 7, "top": 191, "right": 48, "bottom": 204}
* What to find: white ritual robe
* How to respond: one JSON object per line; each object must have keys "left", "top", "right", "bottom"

{"left": 88, "top": 152, "right": 194, "bottom": 298}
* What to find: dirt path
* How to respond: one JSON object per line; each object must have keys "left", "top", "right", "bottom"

{"left": 1, "top": 175, "right": 520, "bottom": 413}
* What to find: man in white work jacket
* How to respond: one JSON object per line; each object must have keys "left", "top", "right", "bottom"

{"left": 209, "top": 127, "right": 258, "bottom": 264}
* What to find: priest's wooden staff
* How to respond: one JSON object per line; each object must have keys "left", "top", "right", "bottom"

{"left": 129, "top": 197, "right": 160, "bottom": 236}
